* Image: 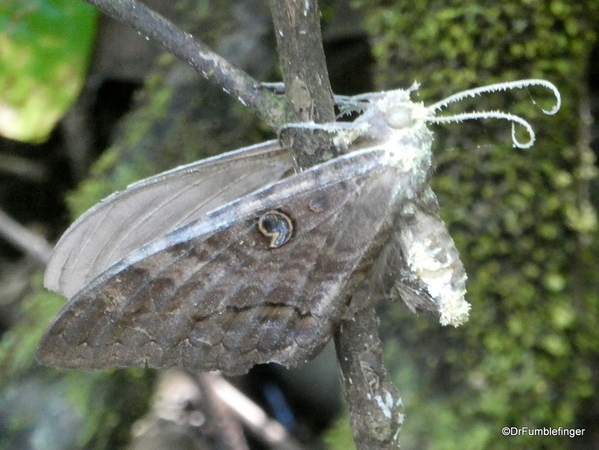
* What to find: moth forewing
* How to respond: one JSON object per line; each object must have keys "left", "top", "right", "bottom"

{"left": 37, "top": 147, "right": 409, "bottom": 374}
{"left": 44, "top": 140, "right": 294, "bottom": 299}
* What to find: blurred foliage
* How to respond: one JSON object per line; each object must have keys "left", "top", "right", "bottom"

{"left": 0, "top": 275, "right": 155, "bottom": 450}
{"left": 0, "top": 0, "right": 96, "bottom": 142}
{"left": 324, "top": 414, "right": 356, "bottom": 450}
{"left": 1, "top": 1, "right": 271, "bottom": 448}
{"left": 344, "top": 0, "right": 599, "bottom": 449}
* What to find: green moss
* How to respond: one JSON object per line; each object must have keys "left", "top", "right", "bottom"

{"left": 324, "top": 415, "right": 357, "bottom": 450}
{"left": 352, "top": 0, "right": 599, "bottom": 449}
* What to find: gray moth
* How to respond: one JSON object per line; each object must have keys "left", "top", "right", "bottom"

{"left": 37, "top": 79, "right": 560, "bottom": 375}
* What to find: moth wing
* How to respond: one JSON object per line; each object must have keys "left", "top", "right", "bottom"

{"left": 37, "top": 149, "right": 401, "bottom": 375}
{"left": 45, "top": 141, "right": 294, "bottom": 299}
{"left": 356, "top": 187, "right": 468, "bottom": 325}
{"left": 358, "top": 227, "right": 441, "bottom": 316}
{"left": 392, "top": 188, "right": 469, "bottom": 326}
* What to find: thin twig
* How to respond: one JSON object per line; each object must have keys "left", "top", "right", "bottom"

{"left": 206, "top": 373, "right": 306, "bottom": 450}
{"left": 0, "top": 154, "right": 46, "bottom": 182}
{"left": 83, "top": 0, "right": 285, "bottom": 128}
{"left": 0, "top": 208, "right": 53, "bottom": 265}
{"left": 131, "top": 368, "right": 249, "bottom": 450}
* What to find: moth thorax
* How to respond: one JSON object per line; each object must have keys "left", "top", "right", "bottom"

{"left": 381, "top": 125, "right": 433, "bottom": 184}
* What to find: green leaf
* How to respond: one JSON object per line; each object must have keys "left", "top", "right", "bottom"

{"left": 0, "top": 0, "right": 97, "bottom": 142}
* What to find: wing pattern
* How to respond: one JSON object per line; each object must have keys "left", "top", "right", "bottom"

{"left": 38, "top": 149, "right": 402, "bottom": 375}
{"left": 45, "top": 141, "right": 294, "bottom": 299}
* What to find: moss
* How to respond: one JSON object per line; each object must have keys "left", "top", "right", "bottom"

{"left": 352, "top": 1, "right": 599, "bottom": 449}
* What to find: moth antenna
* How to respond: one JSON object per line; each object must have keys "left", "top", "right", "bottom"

{"left": 428, "top": 78, "right": 561, "bottom": 115}
{"left": 334, "top": 94, "right": 369, "bottom": 118}
{"left": 426, "top": 79, "right": 560, "bottom": 148}
{"left": 427, "top": 111, "right": 537, "bottom": 149}
{"left": 260, "top": 82, "right": 286, "bottom": 94}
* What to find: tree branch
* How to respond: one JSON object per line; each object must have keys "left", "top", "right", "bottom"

{"left": 267, "top": 2, "right": 404, "bottom": 448}
{"left": 334, "top": 308, "right": 404, "bottom": 449}
{"left": 206, "top": 373, "right": 306, "bottom": 450}
{"left": 268, "top": 0, "right": 337, "bottom": 169}
{"left": 83, "top": 0, "right": 284, "bottom": 128}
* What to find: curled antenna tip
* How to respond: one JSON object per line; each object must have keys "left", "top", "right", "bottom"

{"left": 511, "top": 123, "right": 534, "bottom": 149}
{"left": 428, "top": 111, "right": 537, "bottom": 149}
{"left": 516, "top": 79, "right": 561, "bottom": 115}
{"left": 428, "top": 78, "right": 561, "bottom": 116}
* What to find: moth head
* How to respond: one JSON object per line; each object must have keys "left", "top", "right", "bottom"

{"left": 381, "top": 90, "right": 432, "bottom": 130}
{"left": 353, "top": 85, "right": 432, "bottom": 141}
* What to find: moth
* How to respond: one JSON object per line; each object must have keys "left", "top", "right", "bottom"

{"left": 37, "top": 79, "right": 560, "bottom": 375}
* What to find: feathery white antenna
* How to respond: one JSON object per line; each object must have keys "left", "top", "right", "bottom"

{"left": 425, "top": 79, "right": 561, "bottom": 148}
{"left": 428, "top": 79, "right": 561, "bottom": 114}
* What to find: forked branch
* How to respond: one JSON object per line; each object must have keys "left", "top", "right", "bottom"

{"left": 83, "top": 0, "right": 284, "bottom": 128}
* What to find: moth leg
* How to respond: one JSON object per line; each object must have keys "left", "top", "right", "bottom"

{"left": 278, "top": 121, "right": 369, "bottom": 148}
